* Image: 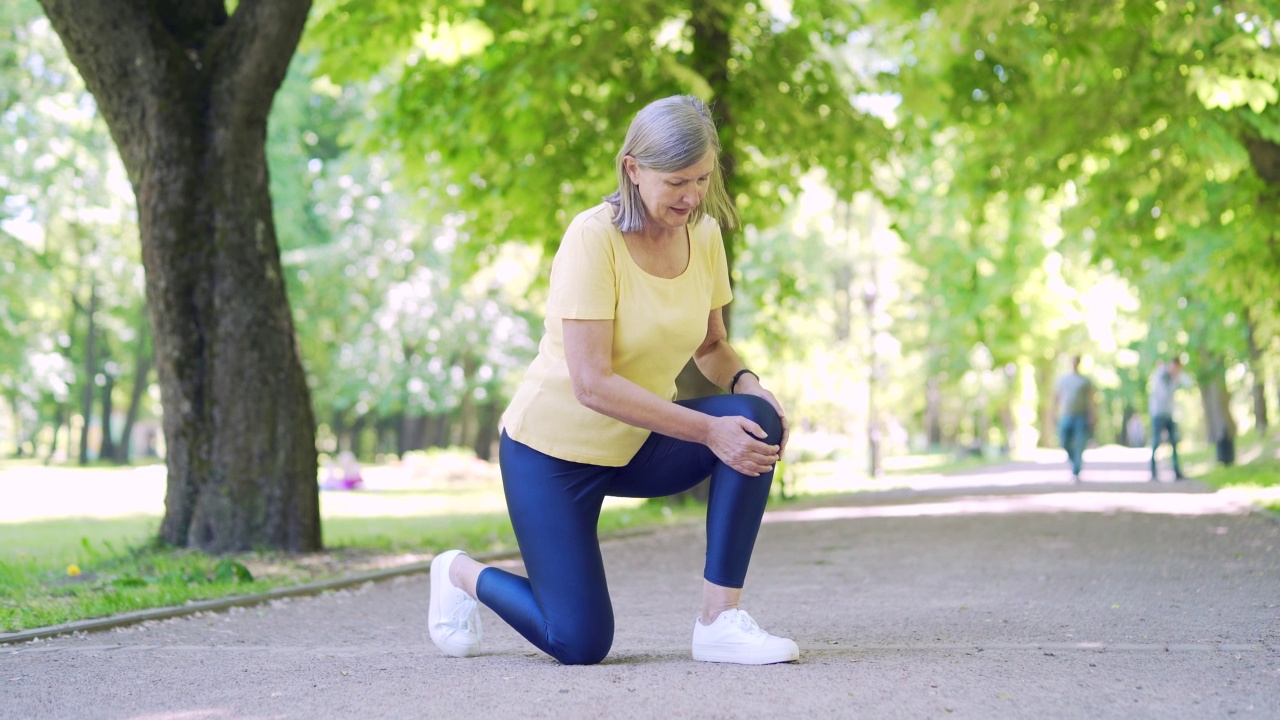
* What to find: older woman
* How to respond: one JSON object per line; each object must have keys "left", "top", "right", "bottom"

{"left": 428, "top": 95, "right": 795, "bottom": 666}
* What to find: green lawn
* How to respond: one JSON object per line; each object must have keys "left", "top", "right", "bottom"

{"left": 0, "top": 456, "right": 701, "bottom": 633}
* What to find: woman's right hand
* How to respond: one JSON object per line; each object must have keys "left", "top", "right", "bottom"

{"left": 706, "top": 415, "right": 781, "bottom": 477}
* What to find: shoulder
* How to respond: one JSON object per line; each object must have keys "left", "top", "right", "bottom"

{"left": 692, "top": 214, "right": 722, "bottom": 240}
{"left": 689, "top": 215, "right": 724, "bottom": 255}
{"left": 561, "top": 204, "right": 620, "bottom": 251}
{"left": 566, "top": 203, "right": 617, "bottom": 236}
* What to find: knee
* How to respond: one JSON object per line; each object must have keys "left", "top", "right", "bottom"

{"left": 548, "top": 627, "right": 613, "bottom": 666}
{"left": 731, "top": 395, "right": 783, "bottom": 445}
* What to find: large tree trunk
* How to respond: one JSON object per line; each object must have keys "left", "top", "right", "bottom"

{"left": 40, "top": 0, "right": 320, "bottom": 552}
{"left": 1194, "top": 353, "right": 1237, "bottom": 467}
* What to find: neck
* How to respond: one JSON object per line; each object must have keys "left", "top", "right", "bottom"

{"left": 636, "top": 224, "right": 682, "bottom": 245}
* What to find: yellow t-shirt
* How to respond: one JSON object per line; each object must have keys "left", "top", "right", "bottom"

{"left": 502, "top": 202, "right": 733, "bottom": 466}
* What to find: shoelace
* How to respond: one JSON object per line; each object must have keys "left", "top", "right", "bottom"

{"left": 726, "top": 610, "right": 768, "bottom": 639}
{"left": 442, "top": 590, "right": 478, "bottom": 633}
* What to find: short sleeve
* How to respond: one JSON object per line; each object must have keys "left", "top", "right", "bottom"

{"left": 546, "top": 216, "right": 617, "bottom": 320}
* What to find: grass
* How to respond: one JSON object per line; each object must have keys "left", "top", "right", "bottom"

{"left": 0, "top": 456, "right": 707, "bottom": 633}
{"left": 1197, "top": 458, "right": 1280, "bottom": 515}
{"left": 1192, "top": 430, "right": 1280, "bottom": 514}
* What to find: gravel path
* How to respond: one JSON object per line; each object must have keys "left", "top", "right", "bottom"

{"left": 3, "top": 449, "right": 1278, "bottom": 719}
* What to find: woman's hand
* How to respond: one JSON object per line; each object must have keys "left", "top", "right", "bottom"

{"left": 706, "top": 415, "right": 781, "bottom": 477}
{"left": 731, "top": 376, "right": 790, "bottom": 456}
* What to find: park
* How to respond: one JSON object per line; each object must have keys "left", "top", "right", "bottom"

{"left": 2, "top": 0, "right": 1280, "bottom": 717}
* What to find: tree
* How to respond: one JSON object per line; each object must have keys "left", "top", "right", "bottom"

{"left": 37, "top": 0, "right": 321, "bottom": 551}
{"left": 880, "top": 0, "right": 1280, "bottom": 453}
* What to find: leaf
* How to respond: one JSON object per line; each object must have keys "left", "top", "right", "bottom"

{"left": 213, "top": 560, "right": 254, "bottom": 584}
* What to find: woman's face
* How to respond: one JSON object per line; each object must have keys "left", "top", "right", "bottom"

{"left": 624, "top": 149, "right": 715, "bottom": 232}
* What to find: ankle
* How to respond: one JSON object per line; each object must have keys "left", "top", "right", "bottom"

{"left": 700, "top": 605, "right": 738, "bottom": 626}
{"left": 449, "top": 554, "right": 481, "bottom": 598}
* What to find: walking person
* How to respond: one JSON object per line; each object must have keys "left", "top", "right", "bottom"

{"left": 1149, "top": 357, "right": 1192, "bottom": 481}
{"left": 1052, "top": 355, "right": 1095, "bottom": 482}
{"left": 427, "top": 95, "right": 797, "bottom": 666}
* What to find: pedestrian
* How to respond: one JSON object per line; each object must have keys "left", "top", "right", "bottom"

{"left": 427, "top": 95, "right": 795, "bottom": 666}
{"left": 1052, "top": 355, "right": 1095, "bottom": 482}
{"left": 1149, "top": 357, "right": 1192, "bottom": 481}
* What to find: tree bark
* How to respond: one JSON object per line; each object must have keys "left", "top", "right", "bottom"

{"left": 1194, "top": 353, "right": 1237, "bottom": 466}
{"left": 78, "top": 283, "right": 97, "bottom": 466}
{"left": 1035, "top": 357, "right": 1056, "bottom": 448}
{"left": 1244, "top": 310, "right": 1269, "bottom": 433}
{"left": 115, "top": 326, "right": 152, "bottom": 464}
{"left": 39, "top": 0, "right": 320, "bottom": 551}
{"left": 99, "top": 372, "right": 116, "bottom": 462}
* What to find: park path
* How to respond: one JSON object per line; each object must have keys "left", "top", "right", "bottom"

{"left": 3, "top": 447, "right": 1278, "bottom": 719}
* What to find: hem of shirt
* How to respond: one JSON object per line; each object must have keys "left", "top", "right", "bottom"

{"left": 503, "top": 423, "right": 640, "bottom": 468}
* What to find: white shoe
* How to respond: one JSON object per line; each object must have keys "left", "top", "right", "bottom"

{"left": 428, "top": 550, "right": 482, "bottom": 657}
{"left": 691, "top": 609, "right": 799, "bottom": 665}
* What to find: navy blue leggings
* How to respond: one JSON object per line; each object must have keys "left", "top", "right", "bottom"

{"left": 476, "top": 394, "right": 783, "bottom": 665}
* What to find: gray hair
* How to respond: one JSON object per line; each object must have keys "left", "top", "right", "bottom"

{"left": 605, "top": 95, "right": 739, "bottom": 233}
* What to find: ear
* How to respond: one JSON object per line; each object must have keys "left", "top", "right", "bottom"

{"left": 622, "top": 155, "right": 641, "bottom": 183}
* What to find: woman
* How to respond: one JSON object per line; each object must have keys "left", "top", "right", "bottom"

{"left": 428, "top": 95, "right": 795, "bottom": 666}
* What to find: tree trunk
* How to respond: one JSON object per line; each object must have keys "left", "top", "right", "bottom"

{"left": 350, "top": 414, "right": 367, "bottom": 459}
{"left": 115, "top": 328, "right": 152, "bottom": 464}
{"left": 78, "top": 282, "right": 97, "bottom": 465}
{"left": 925, "top": 373, "right": 943, "bottom": 448}
{"left": 1245, "top": 311, "right": 1268, "bottom": 433}
{"left": 474, "top": 400, "right": 498, "bottom": 461}
{"left": 43, "top": 404, "right": 64, "bottom": 464}
{"left": 40, "top": 0, "right": 320, "bottom": 551}
{"left": 99, "top": 372, "right": 116, "bottom": 462}
{"left": 1035, "top": 356, "right": 1056, "bottom": 448}
{"left": 1194, "top": 353, "right": 1237, "bottom": 466}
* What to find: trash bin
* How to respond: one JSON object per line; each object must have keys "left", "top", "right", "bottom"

{"left": 1215, "top": 432, "right": 1235, "bottom": 466}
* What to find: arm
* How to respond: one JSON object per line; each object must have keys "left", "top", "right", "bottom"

{"left": 563, "top": 315, "right": 782, "bottom": 476}
{"left": 692, "top": 307, "right": 790, "bottom": 454}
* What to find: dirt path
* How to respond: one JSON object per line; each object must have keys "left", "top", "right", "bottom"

{"left": 3, "top": 450, "right": 1278, "bottom": 719}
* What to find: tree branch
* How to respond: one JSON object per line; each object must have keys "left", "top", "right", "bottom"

{"left": 36, "top": 0, "right": 159, "bottom": 180}
{"left": 209, "top": 0, "right": 313, "bottom": 125}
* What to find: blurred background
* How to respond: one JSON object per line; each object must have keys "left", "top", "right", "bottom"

{"left": 3, "top": 0, "right": 1277, "bottom": 481}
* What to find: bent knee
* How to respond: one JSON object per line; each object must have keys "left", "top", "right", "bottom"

{"left": 734, "top": 395, "right": 783, "bottom": 445}
{"left": 548, "top": 632, "right": 613, "bottom": 666}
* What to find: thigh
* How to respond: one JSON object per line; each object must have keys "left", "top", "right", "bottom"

{"left": 607, "top": 394, "right": 780, "bottom": 499}
{"left": 499, "top": 434, "right": 615, "bottom": 630}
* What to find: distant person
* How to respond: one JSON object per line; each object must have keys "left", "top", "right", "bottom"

{"left": 1052, "top": 355, "right": 1095, "bottom": 482}
{"left": 426, "top": 95, "right": 795, "bottom": 666}
{"left": 322, "top": 452, "right": 364, "bottom": 491}
{"left": 1149, "top": 357, "right": 1192, "bottom": 481}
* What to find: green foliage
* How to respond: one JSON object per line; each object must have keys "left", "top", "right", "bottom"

{"left": 263, "top": 49, "right": 539, "bottom": 446}
{"left": 1, "top": 1, "right": 149, "bottom": 458}
{"left": 308, "top": 0, "right": 889, "bottom": 263}
{"left": 885, "top": 0, "right": 1280, "bottom": 351}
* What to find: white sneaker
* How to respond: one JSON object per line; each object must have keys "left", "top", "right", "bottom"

{"left": 428, "top": 549, "right": 482, "bottom": 657}
{"left": 691, "top": 609, "right": 799, "bottom": 665}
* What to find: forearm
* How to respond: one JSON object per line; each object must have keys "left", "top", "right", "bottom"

{"left": 692, "top": 339, "right": 749, "bottom": 392}
{"left": 574, "top": 372, "right": 714, "bottom": 445}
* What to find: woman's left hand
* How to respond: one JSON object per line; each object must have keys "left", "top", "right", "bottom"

{"left": 734, "top": 379, "right": 789, "bottom": 456}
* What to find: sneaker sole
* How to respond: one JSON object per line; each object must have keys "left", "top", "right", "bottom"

{"left": 428, "top": 550, "right": 481, "bottom": 658}
{"left": 693, "top": 643, "right": 799, "bottom": 665}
